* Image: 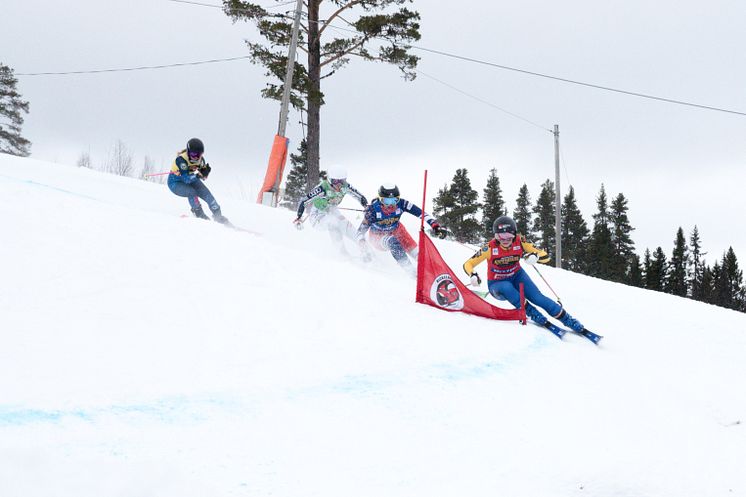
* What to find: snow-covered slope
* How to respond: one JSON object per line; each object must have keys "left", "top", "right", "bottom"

{"left": 1, "top": 153, "right": 745, "bottom": 497}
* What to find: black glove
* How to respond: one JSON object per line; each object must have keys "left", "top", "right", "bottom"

{"left": 360, "top": 195, "right": 368, "bottom": 207}
{"left": 431, "top": 222, "right": 447, "bottom": 239}
{"left": 470, "top": 272, "right": 481, "bottom": 286}
{"left": 199, "top": 163, "right": 211, "bottom": 179}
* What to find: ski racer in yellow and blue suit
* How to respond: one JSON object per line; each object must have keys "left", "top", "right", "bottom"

{"left": 168, "top": 137, "right": 229, "bottom": 224}
{"left": 463, "top": 215, "right": 585, "bottom": 331}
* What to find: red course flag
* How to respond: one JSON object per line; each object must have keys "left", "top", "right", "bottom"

{"left": 415, "top": 230, "right": 526, "bottom": 322}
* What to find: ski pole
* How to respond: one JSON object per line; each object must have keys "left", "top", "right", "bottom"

{"left": 143, "top": 171, "right": 170, "bottom": 178}
{"left": 531, "top": 264, "right": 562, "bottom": 304}
{"left": 338, "top": 207, "right": 365, "bottom": 212}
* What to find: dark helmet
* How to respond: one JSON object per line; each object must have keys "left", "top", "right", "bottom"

{"left": 378, "top": 183, "right": 400, "bottom": 198}
{"left": 493, "top": 215, "right": 517, "bottom": 236}
{"left": 187, "top": 138, "right": 204, "bottom": 157}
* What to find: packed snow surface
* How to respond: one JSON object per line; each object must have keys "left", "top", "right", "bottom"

{"left": 1, "top": 154, "right": 745, "bottom": 497}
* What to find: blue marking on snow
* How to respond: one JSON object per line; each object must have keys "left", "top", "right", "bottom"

{"left": 0, "top": 333, "right": 555, "bottom": 426}
{"left": 0, "top": 174, "right": 104, "bottom": 203}
{"left": 0, "top": 408, "right": 90, "bottom": 425}
{"left": 0, "top": 395, "right": 246, "bottom": 427}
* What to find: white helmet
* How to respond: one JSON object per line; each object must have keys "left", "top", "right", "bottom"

{"left": 326, "top": 166, "right": 347, "bottom": 182}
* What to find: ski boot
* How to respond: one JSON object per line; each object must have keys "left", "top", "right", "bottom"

{"left": 555, "top": 308, "right": 584, "bottom": 332}
{"left": 525, "top": 304, "right": 548, "bottom": 326}
{"left": 212, "top": 210, "right": 233, "bottom": 227}
{"left": 191, "top": 207, "right": 210, "bottom": 220}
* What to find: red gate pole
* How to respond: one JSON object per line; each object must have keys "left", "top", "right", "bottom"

{"left": 519, "top": 282, "right": 527, "bottom": 325}
{"left": 420, "top": 170, "right": 428, "bottom": 231}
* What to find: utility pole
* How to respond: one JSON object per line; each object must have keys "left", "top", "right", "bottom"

{"left": 554, "top": 124, "right": 562, "bottom": 268}
{"left": 277, "top": 0, "right": 304, "bottom": 138}
{"left": 260, "top": 0, "right": 304, "bottom": 207}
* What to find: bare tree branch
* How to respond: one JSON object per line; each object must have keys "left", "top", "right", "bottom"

{"left": 317, "top": 0, "right": 364, "bottom": 39}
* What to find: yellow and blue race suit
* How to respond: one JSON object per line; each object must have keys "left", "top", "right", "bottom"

{"left": 167, "top": 150, "right": 220, "bottom": 213}
{"left": 463, "top": 235, "right": 565, "bottom": 325}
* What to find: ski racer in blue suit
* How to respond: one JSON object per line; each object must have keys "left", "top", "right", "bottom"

{"left": 356, "top": 183, "right": 445, "bottom": 273}
{"left": 168, "top": 137, "right": 230, "bottom": 224}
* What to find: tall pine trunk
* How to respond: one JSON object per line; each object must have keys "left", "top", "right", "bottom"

{"left": 305, "top": 0, "right": 322, "bottom": 189}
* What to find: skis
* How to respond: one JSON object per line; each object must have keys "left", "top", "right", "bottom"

{"left": 469, "top": 288, "right": 490, "bottom": 299}
{"left": 542, "top": 322, "right": 568, "bottom": 339}
{"left": 180, "top": 214, "right": 261, "bottom": 236}
{"left": 573, "top": 327, "right": 603, "bottom": 345}
{"left": 541, "top": 322, "right": 603, "bottom": 345}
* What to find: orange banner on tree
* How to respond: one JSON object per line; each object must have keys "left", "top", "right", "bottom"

{"left": 256, "top": 134, "right": 290, "bottom": 204}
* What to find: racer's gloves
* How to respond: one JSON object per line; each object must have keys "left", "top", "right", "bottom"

{"left": 523, "top": 253, "right": 539, "bottom": 265}
{"left": 431, "top": 222, "right": 447, "bottom": 239}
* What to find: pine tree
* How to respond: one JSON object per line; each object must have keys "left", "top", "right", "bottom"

{"left": 560, "top": 186, "right": 589, "bottom": 272}
{"left": 586, "top": 184, "right": 615, "bottom": 279}
{"left": 512, "top": 184, "right": 532, "bottom": 240}
{"left": 642, "top": 248, "right": 652, "bottom": 286}
{"left": 711, "top": 260, "right": 726, "bottom": 307}
{"left": 223, "top": 0, "right": 421, "bottom": 188}
{"left": 699, "top": 264, "right": 714, "bottom": 304}
{"left": 628, "top": 254, "right": 644, "bottom": 288}
{"left": 0, "top": 63, "right": 31, "bottom": 156}
{"left": 432, "top": 169, "right": 481, "bottom": 243}
{"left": 609, "top": 193, "right": 635, "bottom": 283}
{"left": 716, "top": 248, "right": 746, "bottom": 311}
{"left": 689, "top": 225, "right": 706, "bottom": 300}
{"left": 532, "top": 179, "right": 556, "bottom": 259}
{"left": 666, "top": 227, "right": 688, "bottom": 297}
{"left": 280, "top": 139, "right": 310, "bottom": 210}
{"left": 646, "top": 247, "right": 668, "bottom": 292}
{"left": 481, "top": 168, "right": 506, "bottom": 241}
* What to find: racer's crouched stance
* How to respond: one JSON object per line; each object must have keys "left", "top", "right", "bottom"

{"left": 463, "top": 215, "right": 585, "bottom": 331}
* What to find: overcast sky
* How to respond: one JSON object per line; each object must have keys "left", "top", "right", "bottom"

{"left": 4, "top": 0, "right": 746, "bottom": 262}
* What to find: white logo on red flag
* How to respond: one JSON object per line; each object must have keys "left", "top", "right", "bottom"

{"left": 430, "top": 274, "right": 465, "bottom": 310}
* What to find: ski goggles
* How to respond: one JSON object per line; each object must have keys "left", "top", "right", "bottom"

{"left": 380, "top": 196, "right": 399, "bottom": 206}
{"left": 188, "top": 151, "right": 202, "bottom": 161}
{"left": 330, "top": 178, "right": 345, "bottom": 189}
{"left": 496, "top": 232, "right": 515, "bottom": 242}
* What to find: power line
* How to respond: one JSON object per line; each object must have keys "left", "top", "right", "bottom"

{"left": 415, "top": 69, "right": 552, "bottom": 133}
{"left": 320, "top": 21, "right": 551, "bottom": 132}
{"left": 16, "top": 56, "right": 250, "bottom": 76}
{"left": 166, "top": 0, "right": 296, "bottom": 10}
{"left": 411, "top": 46, "right": 746, "bottom": 118}
{"left": 300, "top": 15, "right": 746, "bottom": 118}
{"left": 16, "top": 2, "right": 746, "bottom": 119}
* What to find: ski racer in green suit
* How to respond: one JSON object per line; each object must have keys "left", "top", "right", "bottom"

{"left": 293, "top": 167, "right": 368, "bottom": 250}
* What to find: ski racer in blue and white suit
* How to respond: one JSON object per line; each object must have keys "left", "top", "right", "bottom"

{"left": 355, "top": 183, "right": 445, "bottom": 273}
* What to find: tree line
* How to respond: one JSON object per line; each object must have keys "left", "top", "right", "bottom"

{"left": 432, "top": 167, "right": 746, "bottom": 313}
